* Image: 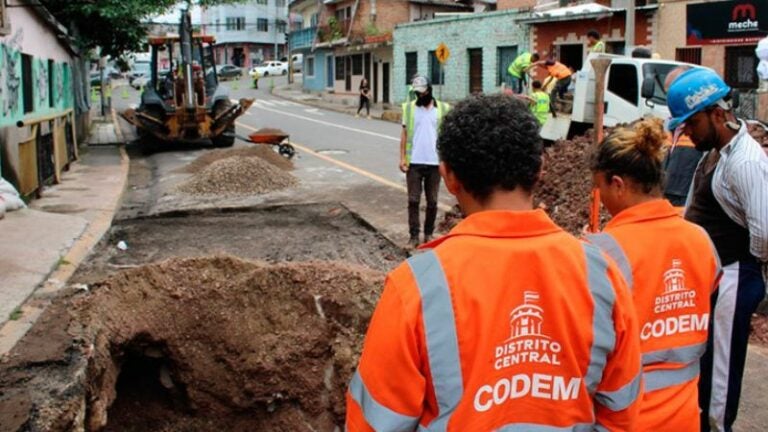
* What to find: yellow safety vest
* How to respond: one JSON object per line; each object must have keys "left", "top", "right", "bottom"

{"left": 531, "top": 91, "right": 551, "bottom": 125}
{"left": 401, "top": 100, "right": 450, "bottom": 164}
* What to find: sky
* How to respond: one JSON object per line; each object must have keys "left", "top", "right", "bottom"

{"left": 152, "top": 4, "right": 202, "bottom": 24}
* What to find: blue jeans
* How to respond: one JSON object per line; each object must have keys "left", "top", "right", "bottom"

{"left": 510, "top": 75, "right": 526, "bottom": 94}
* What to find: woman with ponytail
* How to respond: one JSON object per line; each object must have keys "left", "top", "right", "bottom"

{"left": 586, "top": 118, "right": 722, "bottom": 432}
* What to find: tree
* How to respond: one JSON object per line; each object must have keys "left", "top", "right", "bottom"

{"left": 38, "top": 0, "right": 245, "bottom": 57}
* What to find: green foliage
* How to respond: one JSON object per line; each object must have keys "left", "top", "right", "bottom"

{"left": 38, "top": 0, "right": 247, "bottom": 57}
{"left": 327, "top": 17, "right": 343, "bottom": 41}
{"left": 364, "top": 21, "right": 380, "bottom": 37}
{"left": 9, "top": 307, "right": 22, "bottom": 321}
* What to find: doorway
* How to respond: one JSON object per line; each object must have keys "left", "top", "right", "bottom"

{"left": 468, "top": 48, "right": 483, "bottom": 94}
{"left": 345, "top": 56, "right": 352, "bottom": 92}
{"left": 382, "top": 62, "right": 390, "bottom": 104}
{"left": 326, "top": 55, "right": 334, "bottom": 89}
{"left": 373, "top": 63, "right": 379, "bottom": 104}
{"left": 557, "top": 44, "right": 583, "bottom": 71}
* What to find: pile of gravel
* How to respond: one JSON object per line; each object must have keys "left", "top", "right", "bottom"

{"left": 177, "top": 156, "right": 298, "bottom": 196}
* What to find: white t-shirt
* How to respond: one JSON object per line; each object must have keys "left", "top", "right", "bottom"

{"left": 407, "top": 105, "right": 439, "bottom": 165}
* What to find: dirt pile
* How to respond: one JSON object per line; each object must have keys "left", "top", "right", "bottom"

{"left": 177, "top": 156, "right": 298, "bottom": 196}
{"left": 437, "top": 204, "right": 463, "bottom": 234}
{"left": 178, "top": 146, "right": 294, "bottom": 174}
{"left": 747, "top": 121, "right": 768, "bottom": 150}
{"left": 74, "top": 255, "right": 383, "bottom": 431}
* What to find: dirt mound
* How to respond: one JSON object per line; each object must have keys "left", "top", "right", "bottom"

{"left": 437, "top": 204, "right": 463, "bottom": 234}
{"left": 73, "top": 255, "right": 383, "bottom": 431}
{"left": 179, "top": 146, "right": 294, "bottom": 174}
{"left": 177, "top": 156, "right": 298, "bottom": 196}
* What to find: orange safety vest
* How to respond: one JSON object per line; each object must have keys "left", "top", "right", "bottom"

{"left": 587, "top": 200, "right": 721, "bottom": 432}
{"left": 547, "top": 62, "right": 572, "bottom": 80}
{"left": 347, "top": 210, "right": 642, "bottom": 431}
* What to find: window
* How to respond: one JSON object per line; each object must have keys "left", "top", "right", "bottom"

{"left": 257, "top": 18, "right": 269, "bottom": 32}
{"left": 310, "top": 13, "right": 319, "bottom": 27}
{"left": 676, "top": 47, "right": 702, "bottom": 65}
{"left": 226, "top": 17, "right": 246, "bottom": 31}
{"left": 725, "top": 45, "right": 758, "bottom": 89}
{"left": 276, "top": 20, "right": 287, "bottom": 34}
{"left": 405, "top": 52, "right": 417, "bottom": 85}
{"left": 276, "top": 0, "right": 286, "bottom": 6}
{"left": 335, "top": 7, "right": 351, "bottom": 21}
{"left": 306, "top": 56, "right": 315, "bottom": 77}
{"left": 642, "top": 63, "right": 678, "bottom": 105}
{"left": 22, "top": 54, "right": 33, "bottom": 114}
{"left": 429, "top": 50, "right": 444, "bottom": 85}
{"left": 607, "top": 64, "right": 639, "bottom": 105}
{"left": 257, "top": 0, "right": 267, "bottom": 4}
{"left": 497, "top": 46, "right": 517, "bottom": 86}
{"left": 48, "top": 60, "right": 55, "bottom": 108}
{"left": 352, "top": 54, "right": 362, "bottom": 75}
{"left": 335, "top": 56, "right": 345, "bottom": 80}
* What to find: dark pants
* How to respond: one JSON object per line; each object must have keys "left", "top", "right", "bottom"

{"left": 699, "top": 259, "right": 765, "bottom": 432}
{"left": 253, "top": 78, "right": 259, "bottom": 89}
{"left": 406, "top": 164, "right": 440, "bottom": 239}
{"left": 357, "top": 95, "right": 370, "bottom": 115}
{"left": 551, "top": 75, "right": 572, "bottom": 106}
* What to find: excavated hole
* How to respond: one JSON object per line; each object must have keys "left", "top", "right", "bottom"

{"left": 76, "top": 255, "right": 383, "bottom": 432}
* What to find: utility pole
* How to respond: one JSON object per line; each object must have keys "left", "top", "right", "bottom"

{"left": 625, "top": 0, "right": 636, "bottom": 53}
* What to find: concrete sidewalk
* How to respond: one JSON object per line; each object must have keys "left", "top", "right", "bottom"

{"left": 272, "top": 79, "right": 402, "bottom": 123}
{"left": 0, "top": 129, "right": 128, "bottom": 355}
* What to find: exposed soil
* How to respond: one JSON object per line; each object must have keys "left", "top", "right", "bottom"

{"left": 176, "top": 146, "right": 294, "bottom": 174}
{"left": 750, "top": 313, "right": 768, "bottom": 348}
{"left": 747, "top": 121, "right": 768, "bottom": 150}
{"left": 176, "top": 156, "right": 298, "bottom": 196}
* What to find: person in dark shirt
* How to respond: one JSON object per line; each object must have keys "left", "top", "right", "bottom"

{"left": 356, "top": 78, "right": 371, "bottom": 119}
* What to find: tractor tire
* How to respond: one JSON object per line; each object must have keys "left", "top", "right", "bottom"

{"left": 212, "top": 99, "right": 236, "bottom": 148}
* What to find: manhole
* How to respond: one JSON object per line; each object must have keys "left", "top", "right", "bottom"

{"left": 316, "top": 149, "right": 348, "bottom": 155}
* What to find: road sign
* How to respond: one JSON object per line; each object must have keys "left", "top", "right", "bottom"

{"left": 436, "top": 42, "right": 450, "bottom": 64}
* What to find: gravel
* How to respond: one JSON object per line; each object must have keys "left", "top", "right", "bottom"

{"left": 177, "top": 156, "right": 298, "bottom": 196}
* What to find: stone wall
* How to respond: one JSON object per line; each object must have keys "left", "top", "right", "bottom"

{"left": 393, "top": 9, "right": 528, "bottom": 103}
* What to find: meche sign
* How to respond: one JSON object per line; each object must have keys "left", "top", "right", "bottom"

{"left": 687, "top": 0, "right": 766, "bottom": 45}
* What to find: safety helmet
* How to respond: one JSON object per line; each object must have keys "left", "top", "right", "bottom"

{"left": 411, "top": 75, "right": 430, "bottom": 93}
{"left": 666, "top": 68, "right": 731, "bottom": 131}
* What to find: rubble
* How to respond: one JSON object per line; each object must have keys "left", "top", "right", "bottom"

{"left": 177, "top": 156, "right": 298, "bottom": 196}
{"left": 178, "top": 145, "right": 294, "bottom": 174}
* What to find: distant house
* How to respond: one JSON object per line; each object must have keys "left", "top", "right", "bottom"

{"left": 0, "top": 0, "right": 89, "bottom": 199}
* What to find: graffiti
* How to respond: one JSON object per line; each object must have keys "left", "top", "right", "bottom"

{"left": 55, "top": 63, "right": 64, "bottom": 104}
{"left": 0, "top": 28, "right": 22, "bottom": 117}
{"left": 37, "top": 58, "right": 48, "bottom": 105}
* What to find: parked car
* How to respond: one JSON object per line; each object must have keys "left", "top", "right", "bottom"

{"left": 216, "top": 64, "right": 243, "bottom": 80}
{"left": 89, "top": 71, "right": 111, "bottom": 87}
{"left": 249, "top": 61, "right": 288, "bottom": 77}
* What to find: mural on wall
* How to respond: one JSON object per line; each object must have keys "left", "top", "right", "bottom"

{"left": 0, "top": 28, "right": 23, "bottom": 119}
{"left": 36, "top": 58, "right": 48, "bottom": 106}
{"left": 55, "top": 63, "right": 64, "bottom": 105}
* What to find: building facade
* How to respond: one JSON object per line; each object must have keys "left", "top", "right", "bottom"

{"left": 393, "top": 8, "right": 529, "bottom": 102}
{"left": 0, "top": 0, "right": 88, "bottom": 198}
{"left": 201, "top": 0, "right": 289, "bottom": 69}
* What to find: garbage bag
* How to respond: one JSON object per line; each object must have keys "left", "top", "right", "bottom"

{"left": 758, "top": 60, "right": 768, "bottom": 82}
{"left": 757, "top": 37, "right": 768, "bottom": 61}
{"left": 0, "top": 177, "right": 26, "bottom": 211}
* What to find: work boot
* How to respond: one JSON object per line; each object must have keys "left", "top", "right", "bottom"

{"left": 408, "top": 236, "right": 420, "bottom": 248}
{"left": 423, "top": 235, "right": 433, "bottom": 243}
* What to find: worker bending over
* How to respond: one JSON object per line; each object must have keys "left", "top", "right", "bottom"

{"left": 507, "top": 52, "right": 540, "bottom": 94}
{"left": 588, "top": 118, "right": 721, "bottom": 432}
{"left": 347, "top": 94, "right": 642, "bottom": 431}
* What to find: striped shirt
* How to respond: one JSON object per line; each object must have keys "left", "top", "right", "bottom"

{"left": 686, "top": 121, "right": 768, "bottom": 262}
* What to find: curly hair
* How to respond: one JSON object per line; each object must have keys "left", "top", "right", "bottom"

{"left": 437, "top": 94, "right": 543, "bottom": 202}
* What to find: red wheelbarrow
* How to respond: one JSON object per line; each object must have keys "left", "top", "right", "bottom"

{"left": 236, "top": 128, "right": 296, "bottom": 159}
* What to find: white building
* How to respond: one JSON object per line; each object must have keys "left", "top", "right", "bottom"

{"left": 201, "top": 0, "right": 289, "bottom": 68}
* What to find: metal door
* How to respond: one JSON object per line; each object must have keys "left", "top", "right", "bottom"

{"left": 469, "top": 48, "right": 483, "bottom": 94}
{"left": 382, "top": 62, "right": 390, "bottom": 104}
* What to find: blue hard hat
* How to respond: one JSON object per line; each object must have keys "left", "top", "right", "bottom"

{"left": 666, "top": 68, "right": 731, "bottom": 131}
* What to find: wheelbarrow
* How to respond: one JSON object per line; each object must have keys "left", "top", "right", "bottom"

{"left": 235, "top": 129, "right": 296, "bottom": 159}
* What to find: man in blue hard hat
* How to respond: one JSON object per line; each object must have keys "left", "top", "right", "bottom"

{"left": 667, "top": 68, "right": 768, "bottom": 432}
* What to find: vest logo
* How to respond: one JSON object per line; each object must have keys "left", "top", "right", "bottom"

{"left": 473, "top": 291, "right": 581, "bottom": 412}
{"left": 728, "top": 3, "right": 759, "bottom": 32}
{"left": 641, "top": 259, "right": 708, "bottom": 341}
{"left": 494, "top": 291, "right": 562, "bottom": 370}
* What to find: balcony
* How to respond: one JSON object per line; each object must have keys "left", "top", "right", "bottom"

{"left": 289, "top": 26, "right": 317, "bottom": 50}
{"left": 317, "top": 18, "right": 351, "bottom": 43}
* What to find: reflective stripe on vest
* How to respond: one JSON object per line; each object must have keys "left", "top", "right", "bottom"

{"left": 582, "top": 243, "right": 618, "bottom": 396}
{"left": 482, "top": 423, "right": 598, "bottom": 431}
{"left": 586, "top": 233, "right": 634, "bottom": 290}
{"left": 590, "top": 41, "right": 605, "bottom": 53}
{"left": 644, "top": 361, "right": 700, "bottom": 392}
{"left": 642, "top": 341, "right": 706, "bottom": 366}
{"left": 349, "top": 369, "right": 420, "bottom": 431}
{"left": 402, "top": 101, "right": 449, "bottom": 164}
{"left": 508, "top": 53, "right": 532, "bottom": 78}
{"left": 407, "top": 250, "right": 463, "bottom": 431}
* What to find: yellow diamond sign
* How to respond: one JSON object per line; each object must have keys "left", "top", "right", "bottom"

{"left": 436, "top": 42, "right": 450, "bottom": 64}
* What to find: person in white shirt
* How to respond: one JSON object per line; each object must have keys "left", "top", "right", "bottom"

{"left": 667, "top": 68, "right": 768, "bottom": 432}
{"left": 399, "top": 76, "right": 450, "bottom": 247}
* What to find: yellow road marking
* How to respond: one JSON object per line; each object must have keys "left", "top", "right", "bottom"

{"left": 236, "top": 121, "right": 452, "bottom": 212}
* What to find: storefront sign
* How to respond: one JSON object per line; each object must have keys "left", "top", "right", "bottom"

{"left": 687, "top": 0, "right": 767, "bottom": 45}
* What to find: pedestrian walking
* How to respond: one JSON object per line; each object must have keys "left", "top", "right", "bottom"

{"left": 506, "top": 52, "right": 540, "bottom": 94}
{"left": 587, "top": 30, "right": 606, "bottom": 53}
{"left": 539, "top": 59, "right": 573, "bottom": 111}
{"left": 252, "top": 69, "right": 260, "bottom": 89}
{"left": 666, "top": 68, "right": 768, "bottom": 432}
{"left": 347, "top": 94, "right": 642, "bottom": 431}
{"left": 399, "top": 76, "right": 450, "bottom": 247}
{"left": 587, "top": 117, "right": 721, "bottom": 432}
{"left": 356, "top": 78, "right": 371, "bottom": 119}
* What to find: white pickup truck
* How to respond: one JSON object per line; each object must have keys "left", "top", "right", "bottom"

{"left": 540, "top": 54, "right": 701, "bottom": 141}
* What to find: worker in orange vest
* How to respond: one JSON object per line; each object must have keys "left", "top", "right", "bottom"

{"left": 346, "top": 94, "right": 642, "bottom": 431}
{"left": 587, "top": 118, "right": 722, "bottom": 432}
{"left": 537, "top": 59, "right": 573, "bottom": 111}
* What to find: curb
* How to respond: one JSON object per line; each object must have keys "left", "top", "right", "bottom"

{"left": 0, "top": 146, "right": 130, "bottom": 356}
